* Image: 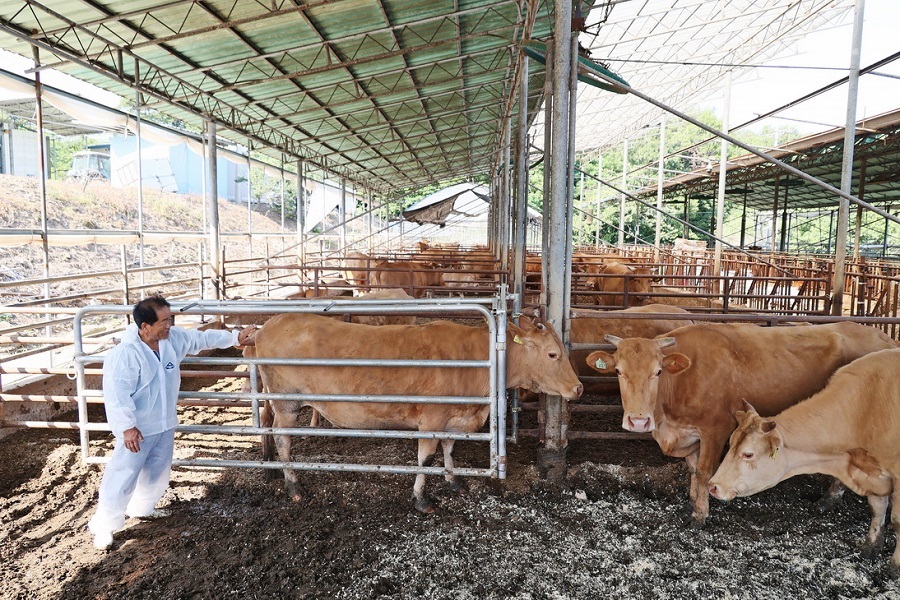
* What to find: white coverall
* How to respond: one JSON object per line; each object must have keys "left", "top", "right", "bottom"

{"left": 88, "top": 324, "right": 240, "bottom": 537}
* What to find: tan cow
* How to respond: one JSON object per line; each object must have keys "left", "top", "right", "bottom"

{"left": 253, "top": 314, "right": 583, "bottom": 512}
{"left": 583, "top": 261, "right": 656, "bottom": 307}
{"left": 370, "top": 260, "right": 444, "bottom": 298}
{"left": 342, "top": 250, "right": 372, "bottom": 291}
{"left": 242, "top": 289, "right": 419, "bottom": 425}
{"left": 585, "top": 321, "right": 896, "bottom": 525}
{"left": 570, "top": 304, "right": 693, "bottom": 394}
{"left": 709, "top": 348, "right": 900, "bottom": 568}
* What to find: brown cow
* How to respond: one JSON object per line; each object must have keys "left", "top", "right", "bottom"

{"left": 709, "top": 348, "right": 900, "bottom": 568}
{"left": 585, "top": 321, "right": 896, "bottom": 525}
{"left": 570, "top": 304, "right": 693, "bottom": 394}
{"left": 583, "top": 261, "right": 655, "bottom": 307}
{"left": 342, "top": 250, "right": 372, "bottom": 291}
{"left": 242, "top": 289, "right": 419, "bottom": 425}
{"left": 253, "top": 314, "right": 583, "bottom": 512}
{"left": 289, "top": 279, "right": 354, "bottom": 299}
{"left": 371, "top": 260, "right": 444, "bottom": 298}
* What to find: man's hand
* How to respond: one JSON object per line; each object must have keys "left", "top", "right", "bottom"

{"left": 124, "top": 427, "right": 144, "bottom": 453}
{"left": 237, "top": 325, "right": 257, "bottom": 346}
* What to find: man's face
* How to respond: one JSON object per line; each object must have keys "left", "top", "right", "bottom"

{"left": 141, "top": 306, "right": 174, "bottom": 343}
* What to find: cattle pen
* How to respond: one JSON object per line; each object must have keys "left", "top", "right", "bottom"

{"left": 2, "top": 0, "right": 900, "bottom": 596}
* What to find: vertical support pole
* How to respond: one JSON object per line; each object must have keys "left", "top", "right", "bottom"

{"left": 831, "top": 0, "right": 865, "bottom": 315}
{"left": 513, "top": 55, "right": 529, "bottom": 306}
{"left": 206, "top": 120, "right": 222, "bottom": 299}
{"left": 771, "top": 176, "right": 780, "bottom": 253}
{"left": 133, "top": 58, "right": 146, "bottom": 296}
{"left": 655, "top": 116, "right": 666, "bottom": 261}
{"left": 540, "top": 40, "right": 554, "bottom": 307}
{"left": 340, "top": 178, "right": 347, "bottom": 251}
{"left": 619, "top": 138, "right": 628, "bottom": 248}
{"left": 780, "top": 186, "right": 789, "bottom": 252}
{"left": 297, "top": 160, "right": 305, "bottom": 267}
{"left": 595, "top": 151, "right": 602, "bottom": 248}
{"left": 714, "top": 72, "right": 732, "bottom": 285}
{"left": 280, "top": 154, "right": 286, "bottom": 256}
{"left": 853, "top": 158, "right": 868, "bottom": 259}
{"left": 247, "top": 148, "right": 253, "bottom": 239}
{"left": 500, "top": 117, "right": 512, "bottom": 281}
{"left": 32, "top": 47, "right": 53, "bottom": 366}
{"left": 739, "top": 190, "right": 748, "bottom": 248}
{"left": 538, "top": 0, "right": 575, "bottom": 482}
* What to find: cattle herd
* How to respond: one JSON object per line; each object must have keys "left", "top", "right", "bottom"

{"left": 141, "top": 245, "right": 900, "bottom": 574}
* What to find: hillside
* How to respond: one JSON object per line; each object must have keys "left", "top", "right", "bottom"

{"left": 0, "top": 173, "right": 287, "bottom": 286}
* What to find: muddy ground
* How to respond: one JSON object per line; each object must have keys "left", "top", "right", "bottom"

{"left": 1, "top": 370, "right": 898, "bottom": 600}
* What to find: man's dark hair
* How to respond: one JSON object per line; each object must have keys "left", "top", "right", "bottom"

{"left": 133, "top": 296, "right": 171, "bottom": 328}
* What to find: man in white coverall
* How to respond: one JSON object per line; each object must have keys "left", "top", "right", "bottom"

{"left": 88, "top": 296, "right": 256, "bottom": 550}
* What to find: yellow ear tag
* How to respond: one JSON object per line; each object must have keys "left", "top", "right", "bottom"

{"left": 770, "top": 447, "right": 779, "bottom": 459}
{"left": 595, "top": 359, "right": 607, "bottom": 370}
{"left": 513, "top": 335, "right": 524, "bottom": 345}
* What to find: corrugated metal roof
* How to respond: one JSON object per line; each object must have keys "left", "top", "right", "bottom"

{"left": 0, "top": 0, "right": 859, "bottom": 197}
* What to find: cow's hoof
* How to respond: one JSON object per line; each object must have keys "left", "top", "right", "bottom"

{"left": 414, "top": 497, "right": 438, "bottom": 514}
{"left": 448, "top": 480, "right": 469, "bottom": 495}
{"left": 815, "top": 494, "right": 841, "bottom": 514}
{"left": 687, "top": 514, "right": 707, "bottom": 529}
{"left": 860, "top": 538, "right": 885, "bottom": 561}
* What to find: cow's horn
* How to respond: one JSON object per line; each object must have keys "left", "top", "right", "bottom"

{"left": 604, "top": 334, "right": 623, "bottom": 347}
{"left": 657, "top": 337, "right": 676, "bottom": 348}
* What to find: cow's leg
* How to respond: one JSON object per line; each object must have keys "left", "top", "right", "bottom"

{"left": 272, "top": 409, "right": 305, "bottom": 502}
{"left": 861, "top": 494, "right": 890, "bottom": 560}
{"left": 689, "top": 430, "right": 731, "bottom": 527}
{"left": 816, "top": 478, "right": 846, "bottom": 513}
{"left": 891, "top": 486, "right": 900, "bottom": 572}
{"left": 441, "top": 439, "right": 467, "bottom": 494}
{"left": 309, "top": 409, "right": 320, "bottom": 428}
{"left": 681, "top": 450, "right": 700, "bottom": 520}
{"left": 414, "top": 438, "right": 440, "bottom": 514}
{"left": 260, "top": 400, "right": 278, "bottom": 481}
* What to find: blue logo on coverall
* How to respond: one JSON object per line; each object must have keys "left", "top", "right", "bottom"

{"left": 165, "top": 361, "right": 175, "bottom": 371}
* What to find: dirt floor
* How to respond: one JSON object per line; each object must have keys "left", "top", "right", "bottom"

{"left": 1, "top": 363, "right": 898, "bottom": 600}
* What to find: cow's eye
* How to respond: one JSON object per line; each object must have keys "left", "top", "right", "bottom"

{"left": 741, "top": 452, "right": 754, "bottom": 460}
{"left": 654, "top": 369, "right": 662, "bottom": 377}
{"left": 548, "top": 352, "right": 558, "bottom": 360}
{"left": 614, "top": 368, "right": 621, "bottom": 376}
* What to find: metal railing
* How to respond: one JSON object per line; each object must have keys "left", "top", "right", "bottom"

{"left": 65, "top": 294, "right": 512, "bottom": 481}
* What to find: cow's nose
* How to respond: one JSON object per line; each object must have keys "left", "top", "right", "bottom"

{"left": 626, "top": 416, "right": 652, "bottom": 432}
{"left": 708, "top": 484, "right": 720, "bottom": 498}
{"left": 573, "top": 384, "right": 583, "bottom": 399}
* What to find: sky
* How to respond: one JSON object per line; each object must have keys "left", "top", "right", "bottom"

{"left": 705, "top": 0, "right": 900, "bottom": 135}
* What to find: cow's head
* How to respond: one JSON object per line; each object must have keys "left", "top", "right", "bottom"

{"left": 708, "top": 403, "right": 785, "bottom": 501}
{"left": 508, "top": 317, "right": 583, "bottom": 401}
{"left": 585, "top": 335, "right": 690, "bottom": 432}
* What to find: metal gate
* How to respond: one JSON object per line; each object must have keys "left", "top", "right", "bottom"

{"left": 71, "top": 292, "right": 515, "bottom": 482}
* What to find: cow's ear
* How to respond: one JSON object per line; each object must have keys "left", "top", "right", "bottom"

{"left": 586, "top": 350, "right": 616, "bottom": 373}
{"left": 512, "top": 317, "right": 534, "bottom": 332}
{"left": 662, "top": 352, "right": 691, "bottom": 374}
{"left": 763, "top": 425, "right": 782, "bottom": 459}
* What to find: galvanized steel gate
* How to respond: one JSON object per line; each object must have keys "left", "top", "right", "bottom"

{"left": 72, "top": 292, "right": 516, "bottom": 482}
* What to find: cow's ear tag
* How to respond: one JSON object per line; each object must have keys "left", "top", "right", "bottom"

{"left": 770, "top": 447, "right": 779, "bottom": 459}
{"left": 513, "top": 334, "right": 524, "bottom": 345}
{"left": 595, "top": 359, "right": 607, "bottom": 370}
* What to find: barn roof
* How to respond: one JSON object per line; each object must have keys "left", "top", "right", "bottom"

{"left": 0, "top": 0, "right": 858, "bottom": 195}
{"left": 633, "top": 108, "right": 900, "bottom": 212}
